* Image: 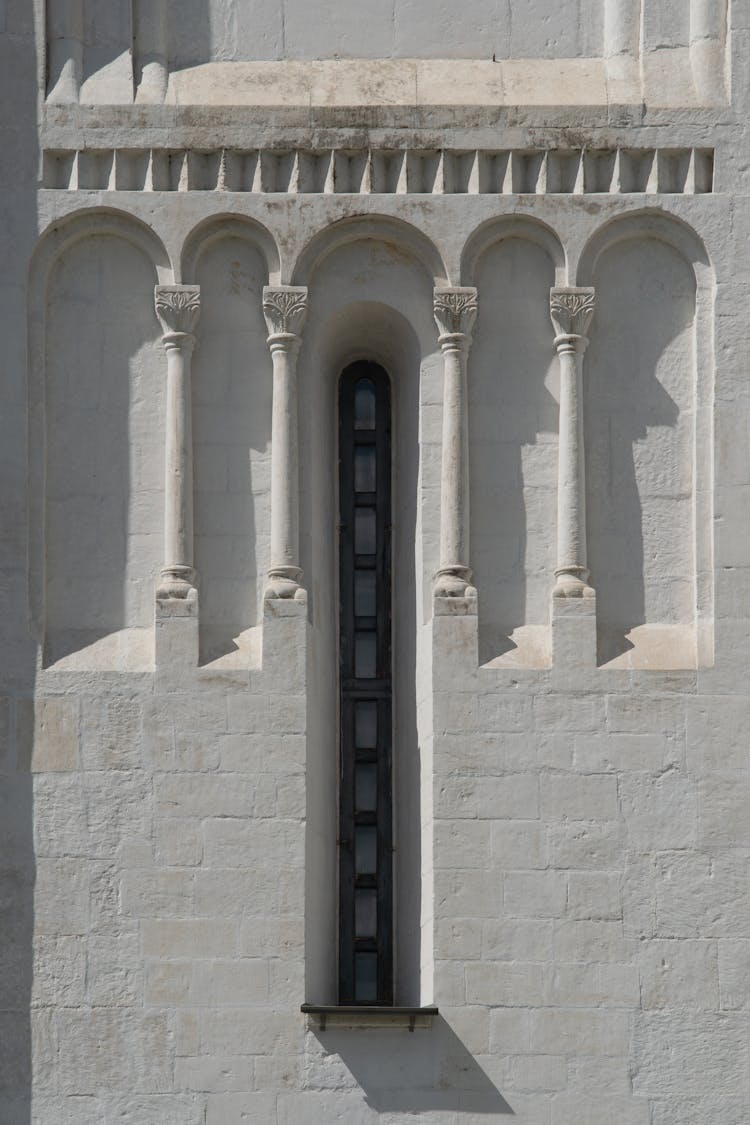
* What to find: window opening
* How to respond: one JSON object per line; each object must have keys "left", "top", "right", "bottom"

{"left": 338, "top": 361, "right": 393, "bottom": 1005}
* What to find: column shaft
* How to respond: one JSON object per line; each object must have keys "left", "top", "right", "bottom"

{"left": 550, "top": 288, "right": 595, "bottom": 599}
{"left": 263, "top": 287, "right": 308, "bottom": 599}
{"left": 433, "top": 288, "right": 477, "bottom": 598}
{"left": 47, "top": 0, "right": 84, "bottom": 103}
{"left": 604, "top": 0, "right": 639, "bottom": 58}
{"left": 134, "top": 0, "right": 169, "bottom": 103}
{"left": 155, "top": 286, "right": 201, "bottom": 600}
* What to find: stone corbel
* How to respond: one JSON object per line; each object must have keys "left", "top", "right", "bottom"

{"left": 262, "top": 286, "right": 308, "bottom": 600}
{"left": 154, "top": 285, "right": 201, "bottom": 601}
{"left": 549, "top": 287, "right": 595, "bottom": 599}
{"left": 433, "top": 287, "right": 478, "bottom": 598}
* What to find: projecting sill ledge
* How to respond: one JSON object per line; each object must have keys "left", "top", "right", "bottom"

{"left": 301, "top": 1005, "right": 438, "bottom": 1031}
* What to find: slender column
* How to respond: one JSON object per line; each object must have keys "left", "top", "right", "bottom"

{"left": 433, "top": 287, "right": 478, "bottom": 598}
{"left": 691, "top": 0, "right": 727, "bottom": 102}
{"left": 134, "top": 0, "right": 169, "bottom": 104}
{"left": 550, "top": 288, "right": 595, "bottom": 599}
{"left": 262, "top": 286, "right": 308, "bottom": 599}
{"left": 603, "top": 0, "right": 639, "bottom": 60}
{"left": 47, "top": 0, "right": 84, "bottom": 103}
{"left": 154, "top": 285, "right": 201, "bottom": 600}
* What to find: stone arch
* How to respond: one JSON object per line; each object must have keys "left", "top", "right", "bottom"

{"left": 578, "top": 210, "right": 714, "bottom": 668}
{"left": 180, "top": 214, "right": 281, "bottom": 286}
{"left": 291, "top": 215, "right": 449, "bottom": 288}
{"left": 27, "top": 209, "right": 171, "bottom": 658}
{"left": 460, "top": 215, "right": 567, "bottom": 287}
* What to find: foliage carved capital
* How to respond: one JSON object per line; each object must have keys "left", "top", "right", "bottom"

{"left": 433, "top": 287, "right": 478, "bottom": 342}
{"left": 549, "top": 287, "right": 595, "bottom": 344}
{"left": 263, "top": 286, "right": 308, "bottom": 339}
{"left": 154, "top": 285, "right": 201, "bottom": 338}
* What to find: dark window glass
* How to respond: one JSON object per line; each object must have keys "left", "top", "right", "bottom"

{"left": 355, "top": 889, "right": 378, "bottom": 937}
{"left": 339, "top": 362, "right": 393, "bottom": 1006}
{"left": 355, "top": 701, "right": 377, "bottom": 748}
{"left": 354, "top": 378, "right": 376, "bottom": 429}
{"left": 354, "top": 953, "right": 378, "bottom": 1003}
{"left": 354, "top": 570, "right": 377, "bottom": 617}
{"left": 354, "top": 508, "right": 376, "bottom": 554}
{"left": 354, "top": 446, "right": 377, "bottom": 492}
{"left": 354, "top": 632, "right": 377, "bottom": 679}
{"left": 355, "top": 764, "right": 378, "bottom": 811}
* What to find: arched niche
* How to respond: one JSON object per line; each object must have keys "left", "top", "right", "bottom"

{"left": 298, "top": 230, "right": 439, "bottom": 1009}
{"left": 469, "top": 232, "right": 560, "bottom": 668}
{"left": 28, "top": 210, "right": 171, "bottom": 668}
{"left": 578, "top": 212, "right": 714, "bottom": 669}
{"left": 461, "top": 215, "right": 567, "bottom": 288}
{"left": 291, "top": 215, "right": 450, "bottom": 289}
{"left": 180, "top": 214, "right": 281, "bottom": 286}
{"left": 180, "top": 218, "right": 278, "bottom": 664}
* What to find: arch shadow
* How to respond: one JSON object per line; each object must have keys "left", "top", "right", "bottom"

{"left": 28, "top": 210, "right": 171, "bottom": 660}
{"left": 183, "top": 220, "right": 276, "bottom": 663}
{"left": 577, "top": 211, "right": 714, "bottom": 668}
{"left": 465, "top": 222, "right": 562, "bottom": 668}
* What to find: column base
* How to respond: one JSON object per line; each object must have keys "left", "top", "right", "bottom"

{"left": 264, "top": 566, "right": 305, "bottom": 601}
{"left": 433, "top": 565, "right": 473, "bottom": 598}
{"left": 157, "top": 565, "right": 197, "bottom": 601}
{"left": 551, "top": 589, "right": 597, "bottom": 672}
{"left": 155, "top": 587, "right": 199, "bottom": 685}
{"left": 552, "top": 567, "right": 595, "bottom": 600}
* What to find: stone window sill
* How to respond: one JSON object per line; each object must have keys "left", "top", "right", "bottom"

{"left": 301, "top": 1004, "right": 438, "bottom": 1031}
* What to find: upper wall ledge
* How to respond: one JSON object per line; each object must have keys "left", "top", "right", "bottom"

{"left": 46, "top": 55, "right": 728, "bottom": 112}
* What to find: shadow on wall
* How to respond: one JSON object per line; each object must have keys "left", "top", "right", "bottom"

{"left": 193, "top": 236, "right": 271, "bottom": 664}
{"left": 0, "top": 3, "right": 38, "bottom": 1123}
{"left": 585, "top": 236, "right": 696, "bottom": 666}
{"left": 307, "top": 1019, "right": 514, "bottom": 1114}
{"left": 44, "top": 235, "right": 163, "bottom": 665}
{"left": 470, "top": 238, "right": 558, "bottom": 667}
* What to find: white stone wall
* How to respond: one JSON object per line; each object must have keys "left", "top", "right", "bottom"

{"left": 0, "top": 0, "right": 749, "bottom": 1122}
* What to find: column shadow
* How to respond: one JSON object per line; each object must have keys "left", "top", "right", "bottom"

{"left": 586, "top": 238, "right": 696, "bottom": 666}
{"left": 470, "top": 239, "right": 558, "bottom": 667}
{"left": 193, "top": 238, "right": 270, "bottom": 665}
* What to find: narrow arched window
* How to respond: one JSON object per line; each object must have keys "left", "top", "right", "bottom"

{"left": 338, "top": 362, "right": 393, "bottom": 1005}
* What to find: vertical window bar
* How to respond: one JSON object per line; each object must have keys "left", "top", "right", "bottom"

{"left": 338, "top": 362, "right": 393, "bottom": 1006}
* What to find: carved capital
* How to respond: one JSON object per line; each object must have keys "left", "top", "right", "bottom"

{"left": 154, "top": 285, "right": 201, "bottom": 338}
{"left": 549, "top": 287, "right": 595, "bottom": 348}
{"left": 433, "top": 287, "right": 478, "bottom": 345}
{"left": 263, "top": 286, "right": 308, "bottom": 341}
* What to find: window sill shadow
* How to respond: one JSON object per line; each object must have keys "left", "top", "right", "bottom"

{"left": 301, "top": 1004, "right": 438, "bottom": 1031}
